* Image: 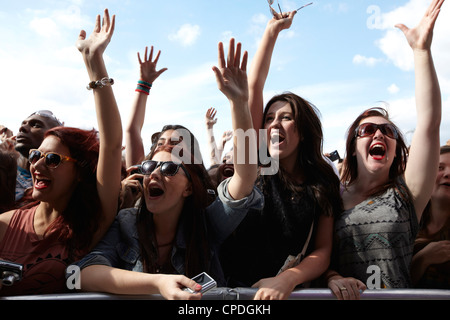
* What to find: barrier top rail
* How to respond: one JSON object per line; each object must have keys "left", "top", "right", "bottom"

{"left": 1, "top": 288, "right": 450, "bottom": 300}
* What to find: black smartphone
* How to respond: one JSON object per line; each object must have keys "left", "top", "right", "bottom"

{"left": 327, "top": 150, "right": 341, "bottom": 162}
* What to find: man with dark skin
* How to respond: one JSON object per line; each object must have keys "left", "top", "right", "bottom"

{"left": 13, "top": 110, "right": 62, "bottom": 203}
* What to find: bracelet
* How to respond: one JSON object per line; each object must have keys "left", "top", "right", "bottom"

{"left": 135, "top": 80, "right": 152, "bottom": 95}
{"left": 86, "top": 77, "right": 114, "bottom": 90}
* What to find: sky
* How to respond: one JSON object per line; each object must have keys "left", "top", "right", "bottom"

{"left": 1, "top": 0, "right": 449, "bottom": 168}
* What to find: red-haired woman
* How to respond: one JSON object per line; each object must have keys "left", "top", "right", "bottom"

{"left": 0, "top": 9, "right": 122, "bottom": 295}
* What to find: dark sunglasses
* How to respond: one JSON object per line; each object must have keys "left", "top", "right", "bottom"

{"left": 28, "top": 149, "right": 77, "bottom": 168}
{"left": 140, "top": 160, "right": 192, "bottom": 181}
{"left": 355, "top": 122, "right": 399, "bottom": 139}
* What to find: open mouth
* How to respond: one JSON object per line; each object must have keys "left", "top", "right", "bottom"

{"left": 369, "top": 143, "right": 386, "bottom": 160}
{"left": 270, "top": 132, "right": 285, "bottom": 145}
{"left": 148, "top": 186, "right": 164, "bottom": 197}
{"left": 34, "top": 177, "right": 51, "bottom": 189}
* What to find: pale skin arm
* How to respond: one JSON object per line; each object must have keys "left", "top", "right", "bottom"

{"left": 80, "top": 265, "right": 202, "bottom": 300}
{"left": 76, "top": 9, "right": 123, "bottom": 248}
{"left": 212, "top": 38, "right": 257, "bottom": 200}
{"left": 398, "top": 0, "right": 443, "bottom": 221}
{"left": 205, "top": 107, "right": 220, "bottom": 166}
{"left": 252, "top": 214, "right": 334, "bottom": 300}
{"left": 125, "top": 46, "right": 167, "bottom": 168}
{"left": 248, "top": 10, "right": 297, "bottom": 135}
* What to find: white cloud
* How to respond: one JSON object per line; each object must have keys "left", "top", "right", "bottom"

{"left": 352, "top": 54, "right": 382, "bottom": 67}
{"left": 387, "top": 83, "right": 400, "bottom": 94}
{"left": 29, "top": 17, "right": 59, "bottom": 37}
{"left": 375, "top": 0, "right": 450, "bottom": 78}
{"left": 168, "top": 24, "right": 201, "bottom": 47}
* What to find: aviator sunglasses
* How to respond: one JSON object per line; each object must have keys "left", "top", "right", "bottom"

{"left": 139, "top": 160, "right": 192, "bottom": 181}
{"left": 28, "top": 149, "right": 77, "bottom": 168}
{"left": 355, "top": 122, "right": 399, "bottom": 140}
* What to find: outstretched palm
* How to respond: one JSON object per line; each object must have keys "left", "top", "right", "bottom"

{"left": 213, "top": 38, "right": 249, "bottom": 102}
{"left": 76, "top": 9, "right": 115, "bottom": 57}
{"left": 138, "top": 46, "right": 168, "bottom": 83}
{"left": 395, "top": 0, "right": 444, "bottom": 51}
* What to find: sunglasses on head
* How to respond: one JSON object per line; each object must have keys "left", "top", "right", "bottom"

{"left": 355, "top": 122, "right": 399, "bottom": 140}
{"left": 28, "top": 149, "right": 77, "bottom": 168}
{"left": 29, "top": 110, "right": 63, "bottom": 126}
{"left": 140, "top": 160, "right": 192, "bottom": 181}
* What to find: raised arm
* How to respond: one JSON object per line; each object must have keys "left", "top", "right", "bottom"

{"left": 205, "top": 107, "right": 221, "bottom": 166}
{"left": 125, "top": 46, "right": 167, "bottom": 168}
{"left": 397, "top": 0, "right": 444, "bottom": 220}
{"left": 76, "top": 9, "right": 122, "bottom": 247}
{"left": 248, "top": 10, "right": 297, "bottom": 133}
{"left": 212, "top": 38, "right": 257, "bottom": 199}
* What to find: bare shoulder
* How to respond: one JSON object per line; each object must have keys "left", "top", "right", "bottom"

{"left": 0, "top": 210, "right": 15, "bottom": 243}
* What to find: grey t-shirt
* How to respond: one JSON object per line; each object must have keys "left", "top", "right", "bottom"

{"left": 334, "top": 185, "right": 418, "bottom": 288}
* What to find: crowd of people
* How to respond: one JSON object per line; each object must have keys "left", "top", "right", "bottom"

{"left": 0, "top": 0, "right": 449, "bottom": 300}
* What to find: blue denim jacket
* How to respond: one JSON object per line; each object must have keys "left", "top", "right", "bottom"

{"left": 70, "top": 178, "right": 264, "bottom": 286}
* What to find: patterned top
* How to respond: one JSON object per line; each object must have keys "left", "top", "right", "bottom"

{"left": 333, "top": 185, "right": 418, "bottom": 288}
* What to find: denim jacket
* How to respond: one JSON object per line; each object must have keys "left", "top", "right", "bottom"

{"left": 70, "top": 178, "right": 264, "bottom": 286}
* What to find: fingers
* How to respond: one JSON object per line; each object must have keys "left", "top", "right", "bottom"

{"left": 93, "top": 14, "right": 101, "bottom": 33}
{"left": 149, "top": 46, "right": 154, "bottom": 62}
{"left": 241, "top": 50, "right": 248, "bottom": 72}
{"left": 227, "top": 38, "right": 235, "bottom": 69}
{"left": 217, "top": 42, "right": 225, "bottom": 69}
{"left": 395, "top": 23, "right": 409, "bottom": 35}
{"left": 234, "top": 42, "right": 241, "bottom": 69}
{"left": 78, "top": 30, "right": 87, "bottom": 41}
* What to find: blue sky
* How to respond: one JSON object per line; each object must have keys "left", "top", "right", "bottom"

{"left": 1, "top": 0, "right": 449, "bottom": 168}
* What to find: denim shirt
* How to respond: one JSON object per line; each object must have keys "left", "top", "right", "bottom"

{"left": 70, "top": 178, "right": 263, "bottom": 286}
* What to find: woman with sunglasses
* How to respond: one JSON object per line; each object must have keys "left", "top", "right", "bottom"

{"left": 0, "top": 9, "right": 122, "bottom": 295}
{"left": 70, "top": 38, "right": 263, "bottom": 300}
{"left": 325, "top": 0, "right": 444, "bottom": 299}
{"left": 219, "top": 9, "right": 342, "bottom": 300}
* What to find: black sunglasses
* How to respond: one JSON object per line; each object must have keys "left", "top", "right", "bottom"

{"left": 355, "top": 122, "right": 399, "bottom": 140}
{"left": 140, "top": 160, "right": 192, "bottom": 181}
{"left": 29, "top": 149, "right": 77, "bottom": 168}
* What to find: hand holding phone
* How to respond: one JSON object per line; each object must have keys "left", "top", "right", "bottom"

{"left": 184, "top": 272, "right": 217, "bottom": 294}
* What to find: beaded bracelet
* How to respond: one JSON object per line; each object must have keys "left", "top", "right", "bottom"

{"left": 135, "top": 80, "right": 152, "bottom": 95}
{"left": 86, "top": 77, "right": 114, "bottom": 90}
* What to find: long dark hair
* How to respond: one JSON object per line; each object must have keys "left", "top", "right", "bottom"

{"left": 415, "top": 145, "right": 450, "bottom": 245}
{"left": 44, "top": 127, "right": 101, "bottom": 260}
{"left": 0, "top": 150, "right": 17, "bottom": 212}
{"left": 262, "top": 92, "right": 342, "bottom": 217}
{"left": 136, "top": 139, "right": 216, "bottom": 277}
{"left": 341, "top": 107, "right": 409, "bottom": 196}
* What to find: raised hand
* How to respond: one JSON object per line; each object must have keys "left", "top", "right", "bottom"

{"left": 395, "top": 0, "right": 444, "bottom": 51}
{"left": 76, "top": 9, "right": 115, "bottom": 59}
{"left": 212, "top": 38, "right": 248, "bottom": 103}
{"left": 205, "top": 107, "right": 218, "bottom": 128}
{"left": 268, "top": 9, "right": 297, "bottom": 32}
{"left": 137, "top": 46, "right": 168, "bottom": 84}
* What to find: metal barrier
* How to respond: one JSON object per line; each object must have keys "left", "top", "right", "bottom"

{"left": 1, "top": 288, "right": 450, "bottom": 300}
